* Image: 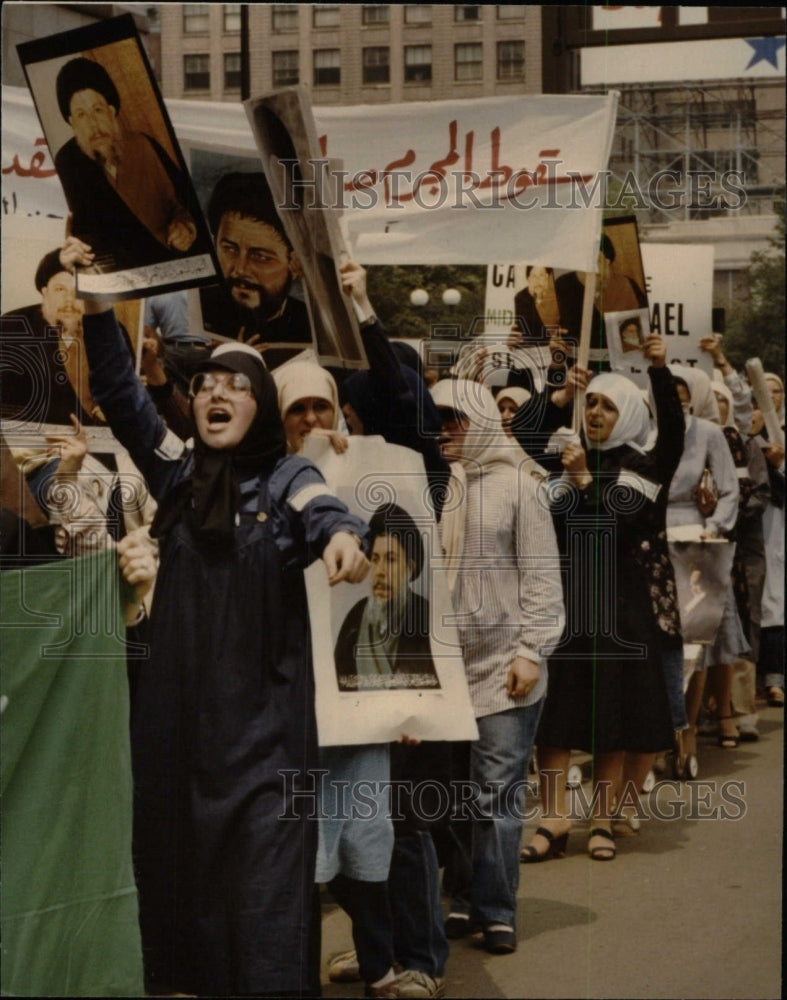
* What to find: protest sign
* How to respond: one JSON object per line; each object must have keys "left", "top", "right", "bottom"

{"left": 3, "top": 84, "right": 617, "bottom": 268}
{"left": 668, "top": 536, "right": 735, "bottom": 644}
{"left": 17, "top": 15, "right": 219, "bottom": 300}
{"left": 245, "top": 86, "right": 367, "bottom": 368}
{"left": 303, "top": 435, "right": 478, "bottom": 746}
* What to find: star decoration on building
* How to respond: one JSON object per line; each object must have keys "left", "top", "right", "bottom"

{"left": 744, "top": 37, "right": 786, "bottom": 70}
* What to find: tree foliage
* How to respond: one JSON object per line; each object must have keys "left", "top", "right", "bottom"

{"left": 364, "top": 264, "right": 487, "bottom": 342}
{"left": 723, "top": 200, "right": 785, "bottom": 380}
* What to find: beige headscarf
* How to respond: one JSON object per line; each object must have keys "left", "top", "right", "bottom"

{"left": 273, "top": 360, "right": 339, "bottom": 428}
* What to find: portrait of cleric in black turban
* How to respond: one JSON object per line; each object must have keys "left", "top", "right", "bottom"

{"left": 18, "top": 16, "right": 218, "bottom": 296}
{"left": 55, "top": 58, "right": 200, "bottom": 271}
{"left": 334, "top": 503, "right": 440, "bottom": 692}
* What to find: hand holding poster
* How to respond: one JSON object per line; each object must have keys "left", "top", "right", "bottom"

{"left": 303, "top": 435, "right": 477, "bottom": 746}
{"left": 17, "top": 15, "right": 220, "bottom": 300}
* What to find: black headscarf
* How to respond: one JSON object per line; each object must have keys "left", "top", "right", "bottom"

{"left": 340, "top": 365, "right": 443, "bottom": 441}
{"left": 151, "top": 345, "right": 286, "bottom": 545}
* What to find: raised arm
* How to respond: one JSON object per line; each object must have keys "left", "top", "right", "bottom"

{"left": 82, "top": 300, "right": 185, "bottom": 501}
{"left": 644, "top": 335, "right": 685, "bottom": 483}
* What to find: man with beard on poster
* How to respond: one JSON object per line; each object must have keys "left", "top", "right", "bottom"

{"left": 200, "top": 172, "right": 312, "bottom": 369}
{"left": 53, "top": 57, "right": 198, "bottom": 272}
{"left": 334, "top": 503, "right": 440, "bottom": 691}
{"left": 1, "top": 249, "right": 102, "bottom": 426}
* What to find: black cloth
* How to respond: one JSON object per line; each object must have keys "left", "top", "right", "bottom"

{"left": 334, "top": 590, "right": 439, "bottom": 690}
{"left": 199, "top": 287, "right": 312, "bottom": 370}
{"left": 537, "top": 366, "right": 684, "bottom": 754}
{"left": 336, "top": 322, "right": 449, "bottom": 519}
{"left": 132, "top": 480, "right": 321, "bottom": 997}
{"left": 82, "top": 307, "right": 370, "bottom": 996}
{"left": 513, "top": 287, "right": 554, "bottom": 344}
{"left": 54, "top": 134, "right": 196, "bottom": 272}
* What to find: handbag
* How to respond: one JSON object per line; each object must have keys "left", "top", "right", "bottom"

{"left": 692, "top": 467, "right": 718, "bottom": 518}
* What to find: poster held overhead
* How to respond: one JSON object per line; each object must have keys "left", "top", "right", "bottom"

{"left": 17, "top": 15, "right": 220, "bottom": 301}
{"left": 182, "top": 140, "right": 315, "bottom": 369}
{"left": 245, "top": 86, "right": 367, "bottom": 369}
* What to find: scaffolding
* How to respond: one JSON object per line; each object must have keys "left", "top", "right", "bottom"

{"left": 583, "top": 79, "right": 786, "bottom": 225}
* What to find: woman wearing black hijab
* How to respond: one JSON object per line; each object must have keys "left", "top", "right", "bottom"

{"left": 80, "top": 290, "right": 369, "bottom": 998}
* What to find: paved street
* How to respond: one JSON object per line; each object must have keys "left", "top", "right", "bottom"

{"left": 320, "top": 702, "right": 783, "bottom": 999}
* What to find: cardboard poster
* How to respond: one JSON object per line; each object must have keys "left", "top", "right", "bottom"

{"left": 245, "top": 86, "right": 367, "bottom": 369}
{"left": 303, "top": 435, "right": 478, "bottom": 746}
{"left": 183, "top": 141, "right": 314, "bottom": 370}
{"left": 17, "top": 14, "right": 220, "bottom": 301}
{"left": 668, "top": 536, "right": 735, "bottom": 645}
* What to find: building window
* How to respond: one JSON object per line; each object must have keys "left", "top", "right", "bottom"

{"left": 223, "top": 4, "right": 241, "bottom": 33}
{"left": 184, "top": 54, "right": 210, "bottom": 91}
{"left": 496, "top": 5, "right": 525, "bottom": 19}
{"left": 455, "top": 43, "right": 482, "bottom": 81}
{"left": 362, "top": 5, "right": 390, "bottom": 25}
{"left": 273, "top": 50, "right": 299, "bottom": 88}
{"left": 224, "top": 52, "right": 242, "bottom": 90}
{"left": 404, "top": 5, "right": 431, "bottom": 25}
{"left": 272, "top": 5, "right": 298, "bottom": 32}
{"left": 363, "top": 47, "right": 390, "bottom": 84}
{"left": 313, "top": 4, "right": 341, "bottom": 28}
{"left": 455, "top": 5, "right": 481, "bottom": 21}
{"left": 404, "top": 45, "right": 432, "bottom": 83}
{"left": 314, "top": 49, "right": 340, "bottom": 86}
{"left": 497, "top": 40, "right": 524, "bottom": 81}
{"left": 183, "top": 4, "right": 210, "bottom": 34}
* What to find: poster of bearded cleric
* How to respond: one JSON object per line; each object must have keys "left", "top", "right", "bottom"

{"left": 17, "top": 14, "right": 220, "bottom": 301}
{"left": 301, "top": 435, "right": 478, "bottom": 746}
{"left": 185, "top": 143, "right": 315, "bottom": 371}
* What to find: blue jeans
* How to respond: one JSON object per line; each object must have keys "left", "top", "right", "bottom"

{"left": 468, "top": 703, "right": 543, "bottom": 929}
{"left": 327, "top": 874, "right": 394, "bottom": 984}
{"left": 389, "top": 831, "right": 449, "bottom": 977}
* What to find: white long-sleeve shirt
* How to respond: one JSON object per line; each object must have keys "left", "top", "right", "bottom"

{"left": 452, "top": 462, "right": 565, "bottom": 719}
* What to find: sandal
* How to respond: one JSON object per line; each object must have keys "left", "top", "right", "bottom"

{"left": 588, "top": 827, "right": 616, "bottom": 861}
{"left": 767, "top": 686, "right": 784, "bottom": 708}
{"left": 520, "top": 825, "right": 569, "bottom": 863}
{"left": 717, "top": 716, "right": 739, "bottom": 749}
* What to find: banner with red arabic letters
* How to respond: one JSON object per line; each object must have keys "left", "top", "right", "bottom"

{"left": 3, "top": 84, "right": 618, "bottom": 276}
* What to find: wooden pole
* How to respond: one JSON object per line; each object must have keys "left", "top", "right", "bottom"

{"left": 572, "top": 270, "right": 596, "bottom": 435}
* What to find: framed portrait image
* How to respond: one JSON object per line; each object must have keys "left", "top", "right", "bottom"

{"left": 17, "top": 14, "right": 221, "bottom": 301}
{"left": 182, "top": 140, "right": 316, "bottom": 370}
{"left": 245, "top": 86, "right": 368, "bottom": 369}
{"left": 605, "top": 306, "right": 652, "bottom": 385}
{"left": 302, "top": 435, "right": 478, "bottom": 746}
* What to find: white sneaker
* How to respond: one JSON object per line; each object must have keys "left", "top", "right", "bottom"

{"left": 328, "top": 948, "right": 361, "bottom": 983}
{"left": 396, "top": 969, "right": 446, "bottom": 998}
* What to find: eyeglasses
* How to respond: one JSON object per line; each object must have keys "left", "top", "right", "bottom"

{"left": 189, "top": 371, "right": 253, "bottom": 399}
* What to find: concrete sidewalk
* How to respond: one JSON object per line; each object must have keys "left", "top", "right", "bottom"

{"left": 320, "top": 704, "right": 783, "bottom": 999}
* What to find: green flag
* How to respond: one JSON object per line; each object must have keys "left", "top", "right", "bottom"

{"left": 1, "top": 550, "right": 144, "bottom": 997}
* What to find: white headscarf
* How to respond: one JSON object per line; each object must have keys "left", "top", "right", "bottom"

{"left": 668, "top": 364, "right": 720, "bottom": 423}
{"left": 584, "top": 372, "right": 651, "bottom": 453}
{"left": 272, "top": 360, "right": 339, "bottom": 428}
{"left": 496, "top": 386, "right": 532, "bottom": 411}
{"left": 712, "top": 383, "right": 736, "bottom": 429}
{"left": 430, "top": 378, "right": 517, "bottom": 476}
